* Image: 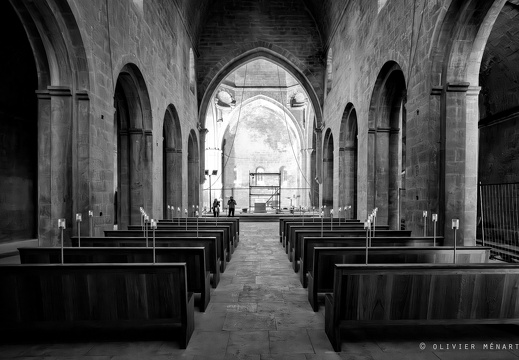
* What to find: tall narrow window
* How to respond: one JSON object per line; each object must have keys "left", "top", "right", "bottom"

{"left": 326, "top": 49, "right": 333, "bottom": 95}
{"left": 189, "top": 48, "right": 196, "bottom": 94}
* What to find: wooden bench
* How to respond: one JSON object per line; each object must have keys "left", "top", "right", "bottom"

{"left": 298, "top": 236, "right": 441, "bottom": 276}
{"left": 73, "top": 236, "right": 221, "bottom": 287}
{"left": 289, "top": 229, "right": 412, "bottom": 269}
{"left": 283, "top": 223, "right": 390, "bottom": 249}
{"left": 132, "top": 223, "right": 236, "bottom": 251}
{"left": 105, "top": 229, "right": 229, "bottom": 271}
{"left": 18, "top": 246, "right": 210, "bottom": 312}
{"left": 159, "top": 219, "right": 240, "bottom": 245}
{"left": 0, "top": 263, "right": 194, "bottom": 348}
{"left": 307, "top": 246, "right": 490, "bottom": 311}
{"left": 279, "top": 218, "right": 360, "bottom": 242}
{"left": 325, "top": 263, "right": 519, "bottom": 351}
{"left": 161, "top": 217, "right": 240, "bottom": 237}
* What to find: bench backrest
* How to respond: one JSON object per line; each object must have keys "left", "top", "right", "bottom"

{"left": 18, "top": 247, "right": 207, "bottom": 293}
{"left": 0, "top": 263, "right": 189, "bottom": 324}
{"left": 312, "top": 246, "right": 490, "bottom": 292}
{"left": 332, "top": 263, "right": 519, "bottom": 322}
{"left": 71, "top": 236, "right": 219, "bottom": 274}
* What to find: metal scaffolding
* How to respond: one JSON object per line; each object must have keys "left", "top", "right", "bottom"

{"left": 249, "top": 172, "right": 281, "bottom": 212}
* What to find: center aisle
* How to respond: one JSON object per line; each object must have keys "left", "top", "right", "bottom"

{"left": 182, "top": 221, "right": 333, "bottom": 358}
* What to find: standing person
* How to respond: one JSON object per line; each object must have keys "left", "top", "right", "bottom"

{"left": 212, "top": 198, "right": 220, "bottom": 217}
{"left": 227, "top": 196, "right": 237, "bottom": 217}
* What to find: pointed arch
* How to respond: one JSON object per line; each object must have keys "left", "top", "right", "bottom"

{"left": 339, "top": 103, "right": 358, "bottom": 218}
{"left": 163, "top": 105, "right": 183, "bottom": 217}
{"left": 188, "top": 129, "right": 200, "bottom": 214}
{"left": 367, "top": 61, "right": 407, "bottom": 229}
{"left": 322, "top": 128, "right": 334, "bottom": 214}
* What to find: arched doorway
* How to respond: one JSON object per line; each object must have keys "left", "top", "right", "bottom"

{"left": 339, "top": 104, "right": 358, "bottom": 219}
{"left": 0, "top": 2, "right": 38, "bottom": 243}
{"left": 368, "top": 61, "right": 406, "bottom": 229}
{"left": 188, "top": 130, "right": 200, "bottom": 215}
{"left": 114, "top": 64, "right": 153, "bottom": 228}
{"left": 163, "top": 105, "right": 183, "bottom": 218}
{"left": 4, "top": 1, "right": 90, "bottom": 245}
{"left": 322, "top": 129, "right": 334, "bottom": 215}
{"left": 430, "top": 0, "right": 507, "bottom": 244}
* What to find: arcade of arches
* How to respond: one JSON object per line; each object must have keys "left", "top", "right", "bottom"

{"left": 1, "top": 0, "right": 519, "bottom": 247}
{"left": 1, "top": 0, "right": 519, "bottom": 354}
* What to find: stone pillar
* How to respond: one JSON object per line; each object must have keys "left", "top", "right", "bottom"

{"left": 36, "top": 87, "right": 73, "bottom": 246}
{"left": 118, "top": 129, "right": 130, "bottom": 229}
{"left": 375, "top": 128, "right": 390, "bottom": 226}
{"left": 165, "top": 147, "right": 183, "bottom": 209}
{"left": 339, "top": 145, "right": 356, "bottom": 216}
{"left": 129, "top": 128, "right": 144, "bottom": 224}
{"left": 144, "top": 130, "right": 153, "bottom": 215}
{"left": 74, "top": 91, "right": 91, "bottom": 238}
{"left": 388, "top": 128, "right": 400, "bottom": 230}
{"left": 36, "top": 90, "right": 52, "bottom": 246}
{"left": 367, "top": 128, "right": 376, "bottom": 216}
{"left": 444, "top": 83, "right": 480, "bottom": 245}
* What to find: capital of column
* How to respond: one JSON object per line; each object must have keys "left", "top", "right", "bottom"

{"left": 368, "top": 128, "right": 376, "bottom": 134}
{"left": 48, "top": 86, "right": 72, "bottom": 97}
{"left": 35, "top": 90, "right": 51, "bottom": 100}
{"left": 430, "top": 86, "right": 443, "bottom": 96}
{"left": 165, "top": 147, "right": 182, "bottom": 154}
{"left": 76, "top": 90, "right": 89, "bottom": 101}
{"left": 144, "top": 129, "right": 153, "bottom": 137}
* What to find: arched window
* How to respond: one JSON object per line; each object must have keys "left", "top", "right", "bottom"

{"left": 326, "top": 48, "right": 333, "bottom": 95}
{"left": 256, "top": 167, "right": 265, "bottom": 184}
{"left": 189, "top": 48, "right": 196, "bottom": 94}
{"left": 280, "top": 166, "right": 288, "bottom": 184}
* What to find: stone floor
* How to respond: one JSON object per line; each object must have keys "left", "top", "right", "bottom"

{"left": 1, "top": 222, "right": 518, "bottom": 359}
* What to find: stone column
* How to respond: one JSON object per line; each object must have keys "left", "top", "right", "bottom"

{"left": 36, "top": 87, "right": 73, "bottom": 246}
{"left": 367, "top": 128, "right": 376, "bottom": 215}
{"left": 165, "top": 147, "right": 183, "bottom": 210}
{"left": 144, "top": 130, "right": 153, "bottom": 214}
{"left": 36, "top": 90, "right": 52, "bottom": 246}
{"left": 388, "top": 128, "right": 400, "bottom": 230}
{"left": 444, "top": 83, "right": 480, "bottom": 245}
{"left": 118, "top": 129, "right": 130, "bottom": 229}
{"left": 375, "top": 128, "right": 390, "bottom": 226}
{"left": 75, "top": 91, "right": 90, "bottom": 238}
{"left": 339, "top": 145, "right": 356, "bottom": 216}
{"left": 314, "top": 127, "right": 322, "bottom": 206}
{"left": 129, "top": 128, "right": 144, "bottom": 225}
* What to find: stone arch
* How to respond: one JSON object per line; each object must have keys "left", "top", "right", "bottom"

{"left": 163, "top": 105, "right": 183, "bottom": 217}
{"left": 114, "top": 63, "right": 153, "bottom": 228}
{"left": 322, "top": 128, "right": 334, "bottom": 215}
{"left": 188, "top": 129, "right": 200, "bottom": 214}
{"left": 339, "top": 103, "right": 358, "bottom": 218}
{"left": 3, "top": 0, "right": 90, "bottom": 246}
{"left": 367, "top": 61, "right": 407, "bottom": 229}
{"left": 199, "top": 46, "right": 323, "bottom": 130}
{"left": 429, "top": 0, "right": 507, "bottom": 244}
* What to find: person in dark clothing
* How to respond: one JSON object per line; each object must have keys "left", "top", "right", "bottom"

{"left": 227, "top": 196, "right": 237, "bottom": 217}
{"left": 212, "top": 198, "right": 220, "bottom": 217}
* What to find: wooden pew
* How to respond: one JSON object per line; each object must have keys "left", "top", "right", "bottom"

{"left": 73, "top": 236, "right": 221, "bottom": 287}
{"left": 325, "top": 263, "right": 519, "bottom": 351}
{"left": 283, "top": 223, "right": 390, "bottom": 249}
{"left": 104, "top": 229, "right": 229, "bottom": 271}
{"left": 160, "top": 219, "right": 240, "bottom": 245}
{"left": 279, "top": 218, "right": 360, "bottom": 242}
{"left": 18, "top": 247, "right": 210, "bottom": 312}
{"left": 298, "top": 236, "right": 441, "bottom": 275}
{"left": 290, "top": 229, "right": 413, "bottom": 269}
{"left": 130, "top": 223, "right": 236, "bottom": 252}
{"left": 0, "top": 263, "right": 194, "bottom": 348}
{"left": 307, "top": 246, "right": 490, "bottom": 311}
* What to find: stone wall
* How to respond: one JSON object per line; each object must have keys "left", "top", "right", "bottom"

{"left": 68, "top": 0, "right": 199, "bottom": 233}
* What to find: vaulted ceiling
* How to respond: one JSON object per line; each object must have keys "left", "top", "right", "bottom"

{"left": 174, "top": 0, "right": 349, "bottom": 50}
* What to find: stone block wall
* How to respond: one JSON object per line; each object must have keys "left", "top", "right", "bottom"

{"left": 68, "top": 0, "right": 199, "bottom": 233}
